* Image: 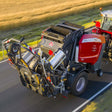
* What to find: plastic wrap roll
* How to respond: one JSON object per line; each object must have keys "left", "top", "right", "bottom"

{"left": 50, "top": 50, "right": 65, "bottom": 68}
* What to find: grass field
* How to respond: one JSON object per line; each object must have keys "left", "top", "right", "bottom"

{"left": 1, "top": 4, "right": 112, "bottom": 60}
{"left": 0, "top": 0, "right": 112, "bottom": 30}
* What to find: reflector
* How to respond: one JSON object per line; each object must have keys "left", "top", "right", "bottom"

{"left": 41, "top": 35, "right": 44, "bottom": 40}
{"left": 99, "top": 7, "right": 102, "bottom": 11}
{"left": 48, "top": 50, "right": 54, "bottom": 55}
{"left": 95, "top": 21, "right": 100, "bottom": 28}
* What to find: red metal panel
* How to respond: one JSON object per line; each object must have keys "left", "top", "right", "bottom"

{"left": 78, "top": 34, "right": 105, "bottom": 65}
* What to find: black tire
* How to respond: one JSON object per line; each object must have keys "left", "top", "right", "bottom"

{"left": 19, "top": 67, "right": 39, "bottom": 92}
{"left": 9, "top": 43, "right": 20, "bottom": 54}
{"left": 19, "top": 74, "right": 27, "bottom": 86}
{"left": 19, "top": 67, "right": 32, "bottom": 88}
{"left": 71, "top": 72, "right": 88, "bottom": 96}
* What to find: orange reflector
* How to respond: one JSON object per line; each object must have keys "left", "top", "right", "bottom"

{"left": 99, "top": 7, "right": 102, "bottom": 11}
{"left": 8, "top": 58, "right": 12, "bottom": 61}
{"left": 47, "top": 76, "right": 51, "bottom": 82}
{"left": 101, "top": 14, "right": 103, "bottom": 16}
{"left": 8, "top": 58, "right": 13, "bottom": 64}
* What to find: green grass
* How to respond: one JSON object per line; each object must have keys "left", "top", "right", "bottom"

{"left": 0, "top": 50, "right": 7, "bottom": 61}
{"left": 27, "top": 39, "right": 41, "bottom": 47}
{"left": 0, "top": 8, "right": 105, "bottom": 60}
{"left": 0, "top": 8, "right": 98, "bottom": 44}
{"left": 0, "top": 5, "right": 103, "bottom": 43}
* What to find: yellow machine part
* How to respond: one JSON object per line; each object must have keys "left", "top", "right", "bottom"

{"left": 35, "top": 75, "right": 40, "bottom": 85}
{"left": 21, "top": 59, "right": 29, "bottom": 68}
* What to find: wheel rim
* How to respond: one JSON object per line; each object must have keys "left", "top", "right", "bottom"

{"left": 76, "top": 77, "right": 86, "bottom": 92}
{"left": 12, "top": 46, "right": 18, "bottom": 53}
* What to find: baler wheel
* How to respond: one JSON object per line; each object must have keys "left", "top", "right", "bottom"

{"left": 71, "top": 72, "right": 88, "bottom": 96}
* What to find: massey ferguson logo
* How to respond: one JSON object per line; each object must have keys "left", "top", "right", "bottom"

{"left": 49, "top": 42, "right": 53, "bottom": 47}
